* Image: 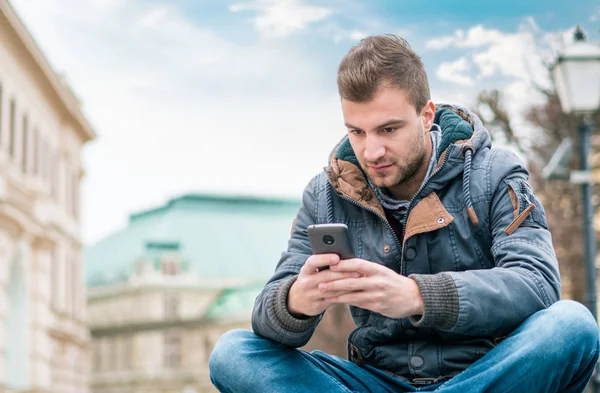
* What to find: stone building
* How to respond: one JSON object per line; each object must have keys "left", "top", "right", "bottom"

{"left": 0, "top": 0, "right": 96, "bottom": 391}
{"left": 85, "top": 194, "right": 304, "bottom": 393}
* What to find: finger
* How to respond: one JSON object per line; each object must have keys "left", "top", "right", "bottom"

{"left": 316, "top": 270, "right": 361, "bottom": 284}
{"left": 318, "top": 277, "right": 371, "bottom": 292}
{"left": 313, "top": 289, "right": 358, "bottom": 300}
{"left": 325, "top": 290, "right": 371, "bottom": 305}
{"left": 302, "top": 254, "right": 340, "bottom": 274}
{"left": 330, "top": 258, "right": 381, "bottom": 275}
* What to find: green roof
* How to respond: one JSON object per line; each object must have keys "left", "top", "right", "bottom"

{"left": 204, "top": 283, "right": 265, "bottom": 319}
{"left": 85, "top": 193, "right": 301, "bottom": 287}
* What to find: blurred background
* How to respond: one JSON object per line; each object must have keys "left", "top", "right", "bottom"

{"left": 0, "top": 0, "right": 599, "bottom": 392}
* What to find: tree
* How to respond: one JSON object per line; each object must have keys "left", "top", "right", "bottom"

{"left": 475, "top": 88, "right": 600, "bottom": 302}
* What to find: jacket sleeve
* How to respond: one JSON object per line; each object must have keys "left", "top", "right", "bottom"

{"left": 409, "top": 150, "right": 561, "bottom": 337}
{"left": 251, "top": 176, "right": 324, "bottom": 347}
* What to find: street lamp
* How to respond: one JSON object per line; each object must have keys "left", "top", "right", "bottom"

{"left": 550, "top": 25, "right": 600, "bottom": 392}
{"left": 550, "top": 25, "right": 600, "bottom": 318}
{"left": 551, "top": 26, "right": 600, "bottom": 115}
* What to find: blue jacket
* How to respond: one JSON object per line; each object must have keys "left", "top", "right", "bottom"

{"left": 251, "top": 104, "right": 561, "bottom": 383}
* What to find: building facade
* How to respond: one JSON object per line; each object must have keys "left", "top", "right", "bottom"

{"left": 88, "top": 276, "right": 263, "bottom": 393}
{"left": 0, "top": 1, "right": 96, "bottom": 392}
{"left": 85, "top": 194, "right": 303, "bottom": 393}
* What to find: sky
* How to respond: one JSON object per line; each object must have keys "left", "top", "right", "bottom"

{"left": 8, "top": 0, "right": 600, "bottom": 245}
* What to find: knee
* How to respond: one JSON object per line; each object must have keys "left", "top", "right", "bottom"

{"left": 546, "top": 301, "right": 598, "bottom": 336}
{"left": 209, "top": 329, "right": 254, "bottom": 378}
{"left": 541, "top": 301, "right": 599, "bottom": 355}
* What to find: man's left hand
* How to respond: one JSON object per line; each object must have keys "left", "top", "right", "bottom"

{"left": 320, "top": 258, "right": 424, "bottom": 319}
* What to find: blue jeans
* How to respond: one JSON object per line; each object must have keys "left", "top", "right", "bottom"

{"left": 209, "top": 300, "right": 599, "bottom": 392}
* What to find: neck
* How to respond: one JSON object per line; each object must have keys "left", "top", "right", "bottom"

{"left": 387, "top": 137, "right": 433, "bottom": 201}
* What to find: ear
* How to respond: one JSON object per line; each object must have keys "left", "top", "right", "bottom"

{"left": 421, "top": 100, "right": 436, "bottom": 132}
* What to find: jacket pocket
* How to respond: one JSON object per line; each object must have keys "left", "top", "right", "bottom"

{"left": 438, "top": 338, "right": 495, "bottom": 376}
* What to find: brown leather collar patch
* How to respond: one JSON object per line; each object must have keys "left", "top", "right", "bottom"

{"left": 437, "top": 150, "right": 448, "bottom": 168}
{"left": 325, "top": 159, "right": 386, "bottom": 220}
{"left": 404, "top": 192, "right": 453, "bottom": 244}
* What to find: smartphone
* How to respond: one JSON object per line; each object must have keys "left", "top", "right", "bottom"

{"left": 307, "top": 224, "right": 355, "bottom": 271}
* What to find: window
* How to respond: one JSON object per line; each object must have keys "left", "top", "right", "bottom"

{"left": 0, "top": 83, "right": 3, "bottom": 142}
{"left": 71, "top": 257, "right": 79, "bottom": 318}
{"left": 123, "top": 336, "right": 133, "bottom": 370}
{"left": 164, "top": 293, "right": 179, "bottom": 320}
{"left": 21, "top": 114, "right": 28, "bottom": 173}
{"left": 33, "top": 128, "right": 39, "bottom": 176}
{"left": 64, "top": 160, "right": 70, "bottom": 211}
{"left": 49, "top": 150, "right": 57, "bottom": 199}
{"left": 164, "top": 330, "right": 181, "bottom": 369}
{"left": 41, "top": 138, "right": 47, "bottom": 181}
{"left": 162, "top": 259, "right": 180, "bottom": 276}
{"left": 50, "top": 248, "right": 59, "bottom": 310}
{"left": 9, "top": 99, "right": 15, "bottom": 158}
{"left": 72, "top": 169, "right": 79, "bottom": 218}
{"left": 110, "top": 338, "right": 117, "bottom": 371}
{"left": 64, "top": 250, "right": 71, "bottom": 313}
{"left": 93, "top": 341, "right": 102, "bottom": 372}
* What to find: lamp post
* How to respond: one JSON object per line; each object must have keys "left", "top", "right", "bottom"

{"left": 550, "top": 25, "right": 600, "bottom": 391}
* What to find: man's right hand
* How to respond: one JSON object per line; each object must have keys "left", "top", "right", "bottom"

{"left": 287, "top": 254, "right": 361, "bottom": 317}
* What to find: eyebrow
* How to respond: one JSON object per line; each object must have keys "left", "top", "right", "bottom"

{"left": 344, "top": 119, "right": 407, "bottom": 130}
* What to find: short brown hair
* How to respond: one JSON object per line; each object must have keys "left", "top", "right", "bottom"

{"left": 337, "top": 34, "right": 430, "bottom": 111}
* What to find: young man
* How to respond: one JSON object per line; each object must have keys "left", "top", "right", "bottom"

{"left": 209, "top": 35, "right": 599, "bottom": 392}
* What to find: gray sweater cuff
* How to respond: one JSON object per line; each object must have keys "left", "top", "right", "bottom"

{"left": 270, "top": 276, "right": 319, "bottom": 333}
{"left": 408, "top": 273, "right": 459, "bottom": 329}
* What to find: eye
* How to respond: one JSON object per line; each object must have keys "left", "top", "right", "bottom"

{"left": 349, "top": 129, "right": 363, "bottom": 136}
{"left": 382, "top": 127, "right": 397, "bottom": 133}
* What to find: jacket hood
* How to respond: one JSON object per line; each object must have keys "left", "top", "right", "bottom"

{"left": 329, "top": 104, "right": 490, "bottom": 166}
{"left": 324, "top": 104, "right": 491, "bottom": 226}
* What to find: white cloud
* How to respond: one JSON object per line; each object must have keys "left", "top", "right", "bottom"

{"left": 431, "top": 90, "right": 473, "bottom": 109}
{"left": 591, "top": 8, "right": 600, "bottom": 22}
{"left": 10, "top": 0, "right": 347, "bottom": 244}
{"left": 10, "top": 0, "right": 574, "bottom": 246}
{"left": 86, "top": 0, "right": 125, "bottom": 9}
{"left": 426, "top": 31, "right": 464, "bottom": 50}
{"left": 349, "top": 30, "right": 367, "bottom": 40}
{"left": 428, "top": 19, "right": 568, "bottom": 154}
{"left": 436, "top": 57, "right": 474, "bottom": 87}
{"left": 460, "top": 25, "right": 506, "bottom": 48}
{"left": 427, "top": 24, "right": 520, "bottom": 50}
{"left": 331, "top": 28, "right": 367, "bottom": 43}
{"left": 471, "top": 36, "right": 531, "bottom": 79}
{"left": 135, "top": 6, "right": 169, "bottom": 29}
{"left": 430, "top": 22, "right": 552, "bottom": 91}
{"left": 229, "top": 0, "right": 334, "bottom": 38}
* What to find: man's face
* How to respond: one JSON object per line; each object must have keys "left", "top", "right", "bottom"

{"left": 341, "top": 86, "right": 434, "bottom": 190}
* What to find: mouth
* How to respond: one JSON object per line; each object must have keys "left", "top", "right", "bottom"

{"left": 370, "top": 164, "right": 393, "bottom": 171}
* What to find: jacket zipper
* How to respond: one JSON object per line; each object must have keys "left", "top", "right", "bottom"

{"left": 331, "top": 147, "right": 454, "bottom": 275}
{"left": 398, "top": 148, "right": 452, "bottom": 274}
{"left": 334, "top": 193, "right": 404, "bottom": 356}
{"left": 337, "top": 146, "right": 454, "bottom": 363}
{"left": 401, "top": 147, "right": 452, "bottom": 251}
{"left": 337, "top": 193, "right": 403, "bottom": 271}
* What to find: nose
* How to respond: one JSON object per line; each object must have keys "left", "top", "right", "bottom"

{"left": 364, "top": 135, "right": 385, "bottom": 163}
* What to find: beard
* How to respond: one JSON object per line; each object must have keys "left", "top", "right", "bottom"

{"left": 363, "top": 123, "right": 428, "bottom": 189}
